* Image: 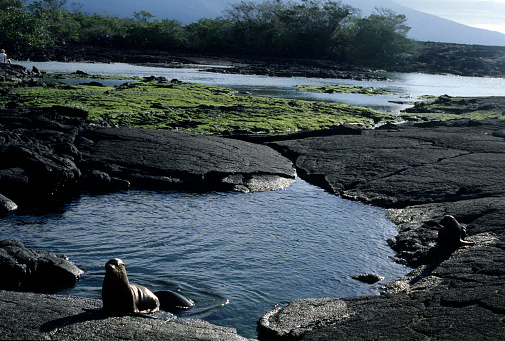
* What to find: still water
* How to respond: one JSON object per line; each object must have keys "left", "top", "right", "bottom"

{"left": 17, "top": 61, "right": 505, "bottom": 114}
{"left": 1, "top": 179, "right": 406, "bottom": 337}
{"left": 6, "top": 61, "right": 505, "bottom": 337}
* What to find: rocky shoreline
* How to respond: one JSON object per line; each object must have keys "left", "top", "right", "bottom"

{"left": 1, "top": 58, "right": 505, "bottom": 339}
{"left": 10, "top": 41, "right": 505, "bottom": 78}
{"left": 2, "top": 115, "right": 505, "bottom": 340}
{"left": 256, "top": 119, "right": 505, "bottom": 340}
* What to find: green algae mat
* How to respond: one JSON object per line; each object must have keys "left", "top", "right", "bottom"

{"left": 0, "top": 77, "right": 393, "bottom": 135}
{"left": 400, "top": 95, "right": 505, "bottom": 121}
{"left": 295, "top": 84, "right": 394, "bottom": 95}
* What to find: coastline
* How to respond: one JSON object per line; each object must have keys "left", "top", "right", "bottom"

{"left": 1, "top": 50, "right": 505, "bottom": 339}
{"left": 11, "top": 41, "right": 505, "bottom": 79}
{"left": 257, "top": 119, "right": 505, "bottom": 339}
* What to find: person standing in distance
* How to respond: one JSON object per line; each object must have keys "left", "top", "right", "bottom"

{"left": 1, "top": 49, "right": 12, "bottom": 64}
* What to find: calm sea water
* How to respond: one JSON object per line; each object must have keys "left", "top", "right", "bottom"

{"left": 6, "top": 61, "right": 504, "bottom": 337}
{"left": 1, "top": 179, "right": 407, "bottom": 337}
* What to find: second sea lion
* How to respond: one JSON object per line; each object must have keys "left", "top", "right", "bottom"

{"left": 438, "top": 215, "right": 475, "bottom": 247}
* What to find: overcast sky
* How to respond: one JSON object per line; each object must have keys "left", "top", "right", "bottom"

{"left": 395, "top": 0, "right": 505, "bottom": 34}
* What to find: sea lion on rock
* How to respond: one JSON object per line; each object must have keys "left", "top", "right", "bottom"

{"left": 102, "top": 258, "right": 160, "bottom": 315}
{"left": 437, "top": 215, "right": 475, "bottom": 247}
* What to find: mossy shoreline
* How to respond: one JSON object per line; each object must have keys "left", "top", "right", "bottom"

{"left": 0, "top": 75, "right": 394, "bottom": 135}
{"left": 401, "top": 95, "right": 505, "bottom": 121}
{"left": 295, "top": 84, "right": 395, "bottom": 95}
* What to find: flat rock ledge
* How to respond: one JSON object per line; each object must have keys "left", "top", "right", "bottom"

{"left": 0, "top": 290, "right": 252, "bottom": 341}
{"left": 0, "top": 108, "right": 295, "bottom": 212}
{"left": 258, "top": 119, "right": 505, "bottom": 340}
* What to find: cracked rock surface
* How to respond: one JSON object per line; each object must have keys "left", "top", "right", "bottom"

{"left": 259, "top": 119, "right": 505, "bottom": 340}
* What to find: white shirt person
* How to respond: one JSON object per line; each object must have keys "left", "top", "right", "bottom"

{"left": 0, "top": 49, "right": 12, "bottom": 64}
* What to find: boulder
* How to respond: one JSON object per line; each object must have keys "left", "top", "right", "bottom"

{"left": 0, "top": 194, "right": 17, "bottom": 215}
{"left": 0, "top": 240, "right": 83, "bottom": 291}
{"left": 351, "top": 273, "right": 385, "bottom": 284}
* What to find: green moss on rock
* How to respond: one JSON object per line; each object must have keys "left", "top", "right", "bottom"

{"left": 295, "top": 84, "right": 395, "bottom": 95}
{"left": 2, "top": 79, "right": 394, "bottom": 135}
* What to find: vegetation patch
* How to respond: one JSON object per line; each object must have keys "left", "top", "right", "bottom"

{"left": 1, "top": 79, "right": 393, "bottom": 135}
{"left": 401, "top": 95, "right": 505, "bottom": 121}
{"left": 296, "top": 85, "right": 395, "bottom": 95}
{"left": 1, "top": 0, "right": 414, "bottom": 63}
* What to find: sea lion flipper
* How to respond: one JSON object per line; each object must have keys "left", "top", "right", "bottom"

{"left": 154, "top": 290, "right": 194, "bottom": 312}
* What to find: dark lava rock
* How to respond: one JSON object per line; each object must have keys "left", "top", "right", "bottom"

{"left": 0, "top": 63, "right": 37, "bottom": 82}
{"left": 0, "top": 108, "right": 295, "bottom": 210}
{"left": 77, "top": 126, "right": 295, "bottom": 193}
{"left": 0, "top": 240, "right": 83, "bottom": 291}
{"left": 0, "top": 290, "right": 250, "bottom": 341}
{"left": 0, "top": 109, "right": 83, "bottom": 207}
{"left": 351, "top": 273, "right": 385, "bottom": 284}
{"left": 269, "top": 119, "right": 505, "bottom": 208}
{"left": 258, "top": 119, "right": 505, "bottom": 340}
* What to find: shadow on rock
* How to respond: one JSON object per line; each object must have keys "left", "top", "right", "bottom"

{"left": 40, "top": 310, "right": 107, "bottom": 333}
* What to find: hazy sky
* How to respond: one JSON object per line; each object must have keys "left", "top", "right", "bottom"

{"left": 396, "top": 0, "right": 505, "bottom": 34}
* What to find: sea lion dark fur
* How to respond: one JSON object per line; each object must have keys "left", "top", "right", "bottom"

{"left": 154, "top": 290, "right": 194, "bottom": 312}
{"left": 438, "top": 215, "right": 475, "bottom": 247}
{"left": 102, "top": 258, "right": 160, "bottom": 315}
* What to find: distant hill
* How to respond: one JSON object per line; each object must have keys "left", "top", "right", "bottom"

{"left": 73, "top": 0, "right": 505, "bottom": 46}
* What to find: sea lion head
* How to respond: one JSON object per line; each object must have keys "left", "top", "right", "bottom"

{"left": 105, "top": 258, "right": 128, "bottom": 281}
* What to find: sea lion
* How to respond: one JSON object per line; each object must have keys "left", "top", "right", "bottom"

{"left": 102, "top": 258, "right": 160, "bottom": 315}
{"left": 437, "top": 215, "right": 475, "bottom": 247}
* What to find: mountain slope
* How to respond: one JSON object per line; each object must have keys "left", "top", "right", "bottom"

{"left": 75, "top": 0, "right": 505, "bottom": 46}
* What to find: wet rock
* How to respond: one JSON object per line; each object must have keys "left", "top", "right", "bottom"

{"left": 81, "top": 169, "right": 130, "bottom": 192}
{"left": 258, "top": 298, "right": 350, "bottom": 340}
{"left": 73, "top": 70, "right": 89, "bottom": 76}
{"left": 0, "top": 240, "right": 83, "bottom": 291}
{"left": 79, "top": 81, "right": 104, "bottom": 87}
{"left": 351, "top": 273, "right": 385, "bottom": 284}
